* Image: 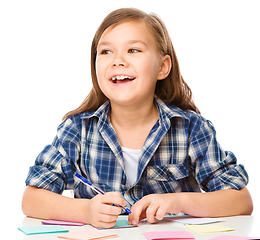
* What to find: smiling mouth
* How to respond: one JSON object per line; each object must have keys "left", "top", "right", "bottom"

{"left": 110, "top": 75, "right": 136, "bottom": 84}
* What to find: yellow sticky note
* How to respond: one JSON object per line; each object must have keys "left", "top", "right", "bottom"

{"left": 186, "top": 224, "right": 235, "bottom": 234}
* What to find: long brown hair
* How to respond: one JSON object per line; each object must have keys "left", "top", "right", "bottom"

{"left": 63, "top": 8, "right": 200, "bottom": 120}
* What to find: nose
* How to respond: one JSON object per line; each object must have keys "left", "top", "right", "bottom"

{"left": 113, "top": 62, "right": 125, "bottom": 67}
{"left": 112, "top": 53, "right": 127, "bottom": 67}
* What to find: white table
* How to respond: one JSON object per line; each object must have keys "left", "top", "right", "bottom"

{"left": 4, "top": 215, "right": 260, "bottom": 240}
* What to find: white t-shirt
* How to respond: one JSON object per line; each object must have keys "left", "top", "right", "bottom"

{"left": 121, "top": 147, "right": 141, "bottom": 186}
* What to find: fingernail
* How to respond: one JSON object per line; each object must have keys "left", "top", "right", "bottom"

{"left": 132, "top": 220, "right": 137, "bottom": 225}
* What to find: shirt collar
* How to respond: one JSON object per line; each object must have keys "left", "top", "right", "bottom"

{"left": 81, "top": 97, "right": 189, "bottom": 124}
{"left": 155, "top": 97, "right": 189, "bottom": 121}
{"left": 81, "top": 100, "right": 110, "bottom": 120}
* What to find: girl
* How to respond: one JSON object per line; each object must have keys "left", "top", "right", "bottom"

{"left": 22, "top": 8, "right": 253, "bottom": 228}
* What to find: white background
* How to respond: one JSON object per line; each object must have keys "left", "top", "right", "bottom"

{"left": 0, "top": 0, "right": 259, "bottom": 227}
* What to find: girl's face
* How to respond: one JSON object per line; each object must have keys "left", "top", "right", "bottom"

{"left": 96, "top": 21, "right": 169, "bottom": 108}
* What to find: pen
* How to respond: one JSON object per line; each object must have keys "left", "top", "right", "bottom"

{"left": 75, "top": 173, "right": 131, "bottom": 214}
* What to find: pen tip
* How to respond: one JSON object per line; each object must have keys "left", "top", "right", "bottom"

{"left": 125, "top": 209, "right": 132, "bottom": 214}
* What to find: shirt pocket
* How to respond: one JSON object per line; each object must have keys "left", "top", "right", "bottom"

{"left": 146, "top": 163, "right": 189, "bottom": 181}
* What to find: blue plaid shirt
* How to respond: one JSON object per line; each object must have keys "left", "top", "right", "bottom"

{"left": 26, "top": 98, "right": 248, "bottom": 210}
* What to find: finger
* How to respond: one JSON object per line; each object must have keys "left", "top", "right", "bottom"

{"left": 128, "top": 197, "right": 150, "bottom": 225}
{"left": 139, "top": 210, "right": 147, "bottom": 221}
{"left": 146, "top": 204, "right": 159, "bottom": 223}
{"left": 156, "top": 206, "right": 167, "bottom": 221}
{"left": 101, "top": 192, "right": 127, "bottom": 208}
{"left": 128, "top": 209, "right": 147, "bottom": 225}
{"left": 91, "top": 213, "right": 118, "bottom": 229}
{"left": 99, "top": 212, "right": 119, "bottom": 224}
{"left": 99, "top": 202, "right": 122, "bottom": 216}
{"left": 98, "top": 220, "right": 117, "bottom": 229}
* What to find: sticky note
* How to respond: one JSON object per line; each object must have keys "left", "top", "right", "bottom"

{"left": 58, "top": 230, "right": 119, "bottom": 240}
{"left": 169, "top": 217, "right": 224, "bottom": 225}
{"left": 209, "top": 236, "right": 259, "bottom": 240}
{"left": 185, "top": 224, "right": 235, "bottom": 234}
{"left": 42, "top": 219, "right": 85, "bottom": 226}
{"left": 143, "top": 231, "right": 195, "bottom": 239}
{"left": 18, "top": 225, "right": 69, "bottom": 235}
{"left": 96, "top": 219, "right": 137, "bottom": 229}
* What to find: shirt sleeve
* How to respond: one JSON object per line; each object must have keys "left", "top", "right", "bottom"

{"left": 188, "top": 117, "right": 248, "bottom": 192}
{"left": 25, "top": 116, "right": 81, "bottom": 194}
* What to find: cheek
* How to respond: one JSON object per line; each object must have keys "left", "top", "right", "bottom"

{"left": 141, "top": 57, "right": 161, "bottom": 82}
{"left": 95, "top": 59, "right": 106, "bottom": 87}
{"left": 95, "top": 58, "right": 102, "bottom": 81}
{"left": 95, "top": 59, "right": 111, "bottom": 98}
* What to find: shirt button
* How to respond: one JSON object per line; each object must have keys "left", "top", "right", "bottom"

{"left": 121, "top": 179, "right": 126, "bottom": 185}
{"left": 166, "top": 171, "right": 173, "bottom": 178}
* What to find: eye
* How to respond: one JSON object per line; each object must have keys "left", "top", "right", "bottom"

{"left": 128, "top": 49, "right": 140, "bottom": 53}
{"left": 101, "top": 50, "right": 112, "bottom": 54}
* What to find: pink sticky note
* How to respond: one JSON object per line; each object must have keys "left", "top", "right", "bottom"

{"left": 58, "top": 230, "right": 118, "bottom": 240}
{"left": 42, "top": 219, "right": 85, "bottom": 226}
{"left": 143, "top": 231, "right": 195, "bottom": 240}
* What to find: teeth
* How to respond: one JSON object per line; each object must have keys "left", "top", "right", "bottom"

{"left": 118, "top": 75, "right": 125, "bottom": 80}
{"left": 111, "top": 75, "right": 134, "bottom": 81}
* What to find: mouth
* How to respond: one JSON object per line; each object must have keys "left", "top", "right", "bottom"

{"left": 109, "top": 75, "right": 136, "bottom": 84}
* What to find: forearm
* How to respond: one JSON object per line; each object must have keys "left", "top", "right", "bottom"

{"left": 128, "top": 187, "right": 253, "bottom": 225}
{"left": 22, "top": 186, "right": 90, "bottom": 223}
{"left": 181, "top": 187, "right": 253, "bottom": 217}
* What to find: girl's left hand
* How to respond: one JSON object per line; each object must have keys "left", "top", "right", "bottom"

{"left": 128, "top": 193, "right": 185, "bottom": 225}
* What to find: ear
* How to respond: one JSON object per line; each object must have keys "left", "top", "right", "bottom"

{"left": 157, "top": 55, "right": 172, "bottom": 80}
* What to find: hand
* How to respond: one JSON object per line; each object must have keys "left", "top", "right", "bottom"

{"left": 85, "top": 192, "right": 127, "bottom": 228}
{"left": 128, "top": 193, "right": 185, "bottom": 225}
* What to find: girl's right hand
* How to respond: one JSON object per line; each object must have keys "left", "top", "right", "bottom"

{"left": 84, "top": 192, "right": 127, "bottom": 228}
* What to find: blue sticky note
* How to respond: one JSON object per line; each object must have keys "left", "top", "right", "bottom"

{"left": 18, "top": 225, "right": 69, "bottom": 235}
{"left": 97, "top": 219, "right": 137, "bottom": 229}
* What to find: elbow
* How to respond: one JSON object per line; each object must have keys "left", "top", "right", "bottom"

{"left": 22, "top": 203, "right": 30, "bottom": 218}
{"left": 21, "top": 186, "right": 37, "bottom": 217}
{"left": 244, "top": 198, "right": 253, "bottom": 215}
{"left": 240, "top": 187, "right": 253, "bottom": 215}
{"left": 21, "top": 187, "right": 30, "bottom": 217}
{"left": 22, "top": 199, "right": 31, "bottom": 218}
{"left": 245, "top": 197, "right": 253, "bottom": 215}
{"left": 248, "top": 204, "right": 254, "bottom": 215}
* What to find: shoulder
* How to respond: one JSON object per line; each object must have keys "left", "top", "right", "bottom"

{"left": 57, "top": 113, "right": 86, "bottom": 143}
{"left": 156, "top": 97, "right": 203, "bottom": 123}
{"left": 163, "top": 102, "right": 216, "bottom": 137}
{"left": 59, "top": 113, "right": 85, "bottom": 129}
{"left": 160, "top": 100, "right": 206, "bottom": 124}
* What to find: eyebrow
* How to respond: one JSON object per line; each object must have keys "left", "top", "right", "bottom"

{"left": 98, "top": 39, "right": 147, "bottom": 47}
{"left": 127, "top": 40, "right": 147, "bottom": 46}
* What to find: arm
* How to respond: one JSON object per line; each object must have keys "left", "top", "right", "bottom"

{"left": 181, "top": 187, "right": 253, "bottom": 217}
{"left": 22, "top": 185, "right": 126, "bottom": 228}
{"left": 22, "top": 117, "right": 126, "bottom": 228}
{"left": 128, "top": 187, "right": 253, "bottom": 225}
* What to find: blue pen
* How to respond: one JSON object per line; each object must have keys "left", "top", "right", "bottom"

{"left": 75, "top": 173, "right": 131, "bottom": 214}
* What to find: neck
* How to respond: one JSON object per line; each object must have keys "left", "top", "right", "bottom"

{"left": 110, "top": 99, "right": 159, "bottom": 130}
